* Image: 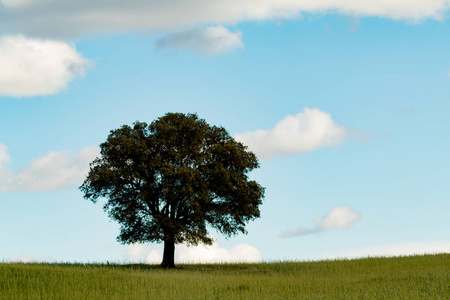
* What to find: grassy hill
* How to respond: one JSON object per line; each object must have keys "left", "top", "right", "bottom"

{"left": 1, "top": 253, "right": 449, "bottom": 299}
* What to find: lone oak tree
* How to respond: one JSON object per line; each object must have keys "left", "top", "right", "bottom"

{"left": 80, "top": 113, "right": 264, "bottom": 268}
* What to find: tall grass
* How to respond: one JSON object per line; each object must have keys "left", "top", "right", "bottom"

{"left": 1, "top": 254, "right": 449, "bottom": 299}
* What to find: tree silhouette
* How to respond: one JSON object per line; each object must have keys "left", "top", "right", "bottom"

{"left": 80, "top": 113, "right": 264, "bottom": 268}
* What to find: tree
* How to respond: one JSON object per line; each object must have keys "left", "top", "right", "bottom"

{"left": 80, "top": 113, "right": 264, "bottom": 268}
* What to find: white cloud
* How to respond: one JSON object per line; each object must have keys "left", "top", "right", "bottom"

{"left": 0, "top": 35, "right": 91, "bottom": 97}
{"left": 0, "top": 1, "right": 449, "bottom": 39}
{"left": 315, "top": 206, "right": 362, "bottom": 231}
{"left": 176, "top": 241, "right": 262, "bottom": 263}
{"left": 235, "top": 108, "right": 350, "bottom": 159}
{"left": 280, "top": 206, "right": 361, "bottom": 238}
{"left": 124, "top": 239, "right": 263, "bottom": 264}
{"left": 14, "top": 255, "right": 36, "bottom": 263}
{"left": 157, "top": 26, "right": 244, "bottom": 55}
{"left": 126, "top": 244, "right": 163, "bottom": 264}
{"left": 340, "top": 241, "right": 450, "bottom": 258}
{"left": 0, "top": 144, "right": 99, "bottom": 193}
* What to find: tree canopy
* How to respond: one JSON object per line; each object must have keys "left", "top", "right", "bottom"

{"left": 80, "top": 113, "right": 264, "bottom": 267}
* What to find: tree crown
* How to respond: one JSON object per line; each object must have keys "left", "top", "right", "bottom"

{"left": 80, "top": 113, "right": 264, "bottom": 246}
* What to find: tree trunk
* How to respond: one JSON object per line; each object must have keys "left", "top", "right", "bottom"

{"left": 161, "top": 235, "right": 175, "bottom": 268}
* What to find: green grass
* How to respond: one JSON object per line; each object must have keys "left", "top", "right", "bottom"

{"left": 1, "top": 254, "right": 449, "bottom": 299}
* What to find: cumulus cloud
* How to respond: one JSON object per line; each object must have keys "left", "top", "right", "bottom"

{"left": 235, "top": 108, "right": 350, "bottom": 159}
{"left": 157, "top": 26, "right": 244, "bottom": 55}
{"left": 0, "top": 35, "right": 91, "bottom": 97}
{"left": 175, "top": 241, "right": 262, "bottom": 263}
{"left": 280, "top": 206, "right": 361, "bottom": 238}
{"left": 0, "top": 144, "right": 99, "bottom": 193}
{"left": 315, "top": 206, "right": 362, "bottom": 231}
{"left": 341, "top": 241, "right": 450, "bottom": 258}
{"left": 124, "top": 239, "right": 263, "bottom": 264}
{"left": 0, "top": 1, "right": 449, "bottom": 39}
{"left": 126, "top": 244, "right": 163, "bottom": 264}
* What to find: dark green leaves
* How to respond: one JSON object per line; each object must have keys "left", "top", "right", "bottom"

{"left": 80, "top": 113, "right": 264, "bottom": 247}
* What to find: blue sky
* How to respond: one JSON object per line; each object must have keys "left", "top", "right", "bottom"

{"left": 0, "top": 1, "right": 449, "bottom": 263}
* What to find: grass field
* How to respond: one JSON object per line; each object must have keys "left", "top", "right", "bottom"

{"left": 1, "top": 253, "right": 449, "bottom": 299}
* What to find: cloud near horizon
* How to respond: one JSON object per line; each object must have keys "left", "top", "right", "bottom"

{"left": 235, "top": 108, "right": 352, "bottom": 159}
{"left": 280, "top": 206, "right": 361, "bottom": 238}
{"left": 0, "top": 144, "right": 99, "bottom": 193}
{"left": 9, "top": 240, "right": 449, "bottom": 263}
{"left": 0, "top": 35, "right": 91, "bottom": 97}
{"left": 339, "top": 241, "right": 450, "bottom": 259}
{"left": 124, "top": 238, "right": 263, "bottom": 264}
{"left": 0, "top": 1, "right": 449, "bottom": 39}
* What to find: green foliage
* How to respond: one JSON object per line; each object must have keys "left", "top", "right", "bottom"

{"left": 80, "top": 113, "right": 264, "bottom": 267}
{"left": 1, "top": 254, "right": 449, "bottom": 299}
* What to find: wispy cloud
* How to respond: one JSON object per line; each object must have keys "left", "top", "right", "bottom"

{"left": 0, "top": 144, "right": 99, "bottom": 193}
{"left": 0, "top": 35, "right": 91, "bottom": 97}
{"left": 279, "top": 227, "right": 319, "bottom": 238}
{"left": 280, "top": 206, "right": 361, "bottom": 238}
{"left": 235, "top": 108, "right": 353, "bottom": 159}
{"left": 157, "top": 26, "right": 244, "bottom": 55}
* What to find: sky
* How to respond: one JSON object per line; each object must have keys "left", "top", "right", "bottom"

{"left": 0, "top": 0, "right": 449, "bottom": 263}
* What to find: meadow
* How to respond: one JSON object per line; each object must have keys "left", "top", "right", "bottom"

{"left": 1, "top": 253, "right": 448, "bottom": 299}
